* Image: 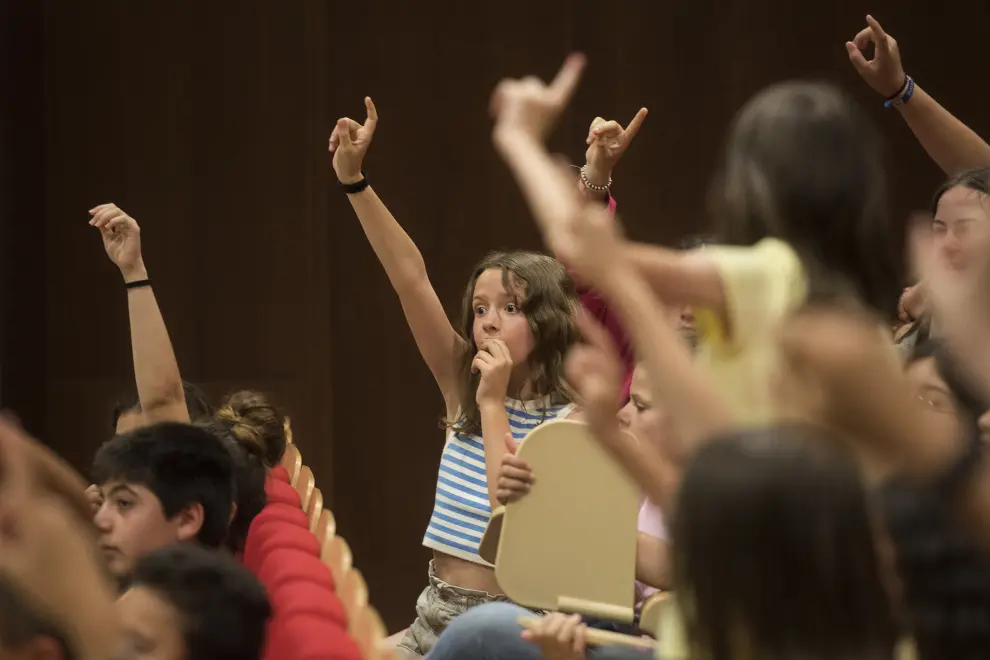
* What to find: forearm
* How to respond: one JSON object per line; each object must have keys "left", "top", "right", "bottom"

{"left": 625, "top": 242, "right": 723, "bottom": 310}
{"left": 346, "top": 186, "right": 430, "bottom": 293}
{"left": 493, "top": 129, "right": 581, "bottom": 243}
{"left": 480, "top": 403, "right": 513, "bottom": 508}
{"left": 898, "top": 84, "right": 990, "bottom": 175}
{"left": 635, "top": 534, "right": 671, "bottom": 591}
{"left": 589, "top": 422, "right": 676, "bottom": 514}
{"left": 123, "top": 263, "right": 187, "bottom": 422}
{"left": 596, "top": 266, "right": 733, "bottom": 449}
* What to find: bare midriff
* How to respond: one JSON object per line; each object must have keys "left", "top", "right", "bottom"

{"left": 433, "top": 550, "right": 504, "bottom": 595}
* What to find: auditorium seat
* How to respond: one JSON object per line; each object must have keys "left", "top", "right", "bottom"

{"left": 271, "top": 464, "right": 291, "bottom": 484}
{"left": 269, "top": 580, "right": 348, "bottom": 627}
{"left": 258, "top": 549, "right": 335, "bottom": 592}
{"left": 264, "top": 613, "right": 362, "bottom": 660}
{"left": 266, "top": 475, "right": 303, "bottom": 508}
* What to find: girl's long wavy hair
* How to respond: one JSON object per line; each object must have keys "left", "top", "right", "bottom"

{"left": 444, "top": 251, "right": 580, "bottom": 436}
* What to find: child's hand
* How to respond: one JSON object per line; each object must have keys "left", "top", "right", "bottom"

{"left": 521, "top": 613, "right": 587, "bottom": 660}
{"left": 85, "top": 484, "right": 103, "bottom": 517}
{"left": 496, "top": 434, "right": 533, "bottom": 505}
{"left": 89, "top": 204, "right": 146, "bottom": 282}
{"left": 490, "top": 54, "right": 585, "bottom": 143}
{"left": 329, "top": 97, "right": 378, "bottom": 184}
{"left": 582, "top": 108, "right": 648, "bottom": 188}
{"left": 565, "top": 310, "right": 624, "bottom": 432}
{"left": 473, "top": 339, "right": 514, "bottom": 406}
{"left": 846, "top": 15, "right": 906, "bottom": 98}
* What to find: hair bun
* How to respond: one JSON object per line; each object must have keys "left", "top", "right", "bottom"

{"left": 216, "top": 391, "right": 287, "bottom": 468}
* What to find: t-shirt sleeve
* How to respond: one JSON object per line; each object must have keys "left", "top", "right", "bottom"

{"left": 693, "top": 238, "right": 806, "bottom": 354}
{"left": 637, "top": 499, "right": 667, "bottom": 540}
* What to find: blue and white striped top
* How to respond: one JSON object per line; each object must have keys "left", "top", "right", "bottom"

{"left": 422, "top": 397, "right": 575, "bottom": 565}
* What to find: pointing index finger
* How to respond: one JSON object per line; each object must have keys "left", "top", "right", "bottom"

{"left": 363, "top": 96, "right": 378, "bottom": 130}
{"left": 624, "top": 107, "right": 649, "bottom": 141}
{"left": 549, "top": 53, "right": 587, "bottom": 106}
{"left": 865, "top": 15, "right": 888, "bottom": 46}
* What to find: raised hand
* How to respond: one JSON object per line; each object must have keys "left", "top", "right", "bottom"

{"left": 85, "top": 484, "right": 103, "bottom": 516}
{"left": 489, "top": 53, "right": 586, "bottom": 142}
{"left": 329, "top": 97, "right": 378, "bottom": 184}
{"left": 473, "top": 339, "right": 513, "bottom": 406}
{"left": 846, "top": 15, "right": 906, "bottom": 98}
{"left": 89, "top": 203, "right": 146, "bottom": 281}
{"left": 496, "top": 434, "right": 534, "bottom": 505}
{"left": 521, "top": 613, "right": 587, "bottom": 660}
{"left": 565, "top": 310, "right": 625, "bottom": 429}
{"left": 583, "top": 108, "right": 648, "bottom": 185}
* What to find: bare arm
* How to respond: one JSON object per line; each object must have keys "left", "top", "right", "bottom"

{"left": 344, "top": 186, "right": 463, "bottom": 406}
{"left": 635, "top": 534, "right": 671, "bottom": 591}
{"left": 847, "top": 16, "right": 990, "bottom": 175}
{"left": 594, "top": 265, "right": 733, "bottom": 457}
{"left": 625, "top": 242, "right": 727, "bottom": 312}
{"left": 124, "top": 273, "right": 188, "bottom": 423}
{"left": 90, "top": 205, "right": 187, "bottom": 424}
{"left": 897, "top": 84, "right": 990, "bottom": 175}
{"left": 780, "top": 309, "right": 990, "bottom": 553}
{"left": 480, "top": 404, "right": 513, "bottom": 508}
{"left": 331, "top": 100, "right": 464, "bottom": 409}
{"left": 587, "top": 422, "right": 680, "bottom": 519}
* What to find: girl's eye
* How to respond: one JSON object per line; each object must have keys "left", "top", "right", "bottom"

{"left": 115, "top": 498, "right": 133, "bottom": 511}
{"left": 505, "top": 302, "right": 519, "bottom": 314}
{"left": 474, "top": 306, "right": 487, "bottom": 316}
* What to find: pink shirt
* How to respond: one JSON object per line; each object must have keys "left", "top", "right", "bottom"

{"left": 634, "top": 499, "right": 667, "bottom": 604}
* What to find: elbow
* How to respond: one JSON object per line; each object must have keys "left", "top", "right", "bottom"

{"left": 141, "top": 382, "right": 189, "bottom": 423}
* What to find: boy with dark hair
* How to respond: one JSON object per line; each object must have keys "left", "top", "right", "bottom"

{"left": 91, "top": 422, "right": 234, "bottom": 581}
{"left": 118, "top": 545, "right": 270, "bottom": 660}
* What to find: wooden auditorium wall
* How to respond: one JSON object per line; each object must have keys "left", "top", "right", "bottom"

{"left": 3, "top": 0, "right": 990, "bottom": 630}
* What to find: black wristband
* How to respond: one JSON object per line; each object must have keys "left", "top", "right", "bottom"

{"left": 339, "top": 173, "right": 369, "bottom": 195}
{"left": 125, "top": 279, "right": 151, "bottom": 290}
{"left": 884, "top": 76, "right": 909, "bottom": 101}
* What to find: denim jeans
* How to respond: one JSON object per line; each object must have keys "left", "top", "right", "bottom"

{"left": 425, "top": 602, "right": 653, "bottom": 660}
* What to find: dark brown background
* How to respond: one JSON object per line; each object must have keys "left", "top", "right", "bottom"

{"left": 2, "top": 0, "right": 988, "bottom": 630}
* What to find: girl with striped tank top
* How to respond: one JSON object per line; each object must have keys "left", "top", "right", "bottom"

{"left": 329, "top": 94, "right": 642, "bottom": 657}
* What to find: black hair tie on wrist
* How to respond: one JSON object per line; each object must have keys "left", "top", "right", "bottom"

{"left": 339, "top": 173, "right": 369, "bottom": 195}
{"left": 126, "top": 279, "right": 151, "bottom": 290}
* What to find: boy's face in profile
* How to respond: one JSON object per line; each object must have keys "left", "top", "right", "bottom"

{"left": 92, "top": 482, "right": 191, "bottom": 580}
{"left": 117, "top": 586, "right": 187, "bottom": 660}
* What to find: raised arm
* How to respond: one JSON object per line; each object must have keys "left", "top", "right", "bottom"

{"left": 490, "top": 54, "right": 732, "bottom": 455}
{"left": 571, "top": 110, "right": 649, "bottom": 399}
{"left": 330, "top": 99, "right": 464, "bottom": 408}
{"left": 90, "top": 204, "right": 188, "bottom": 424}
{"left": 847, "top": 15, "right": 990, "bottom": 174}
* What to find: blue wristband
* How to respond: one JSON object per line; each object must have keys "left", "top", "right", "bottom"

{"left": 884, "top": 76, "right": 915, "bottom": 109}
